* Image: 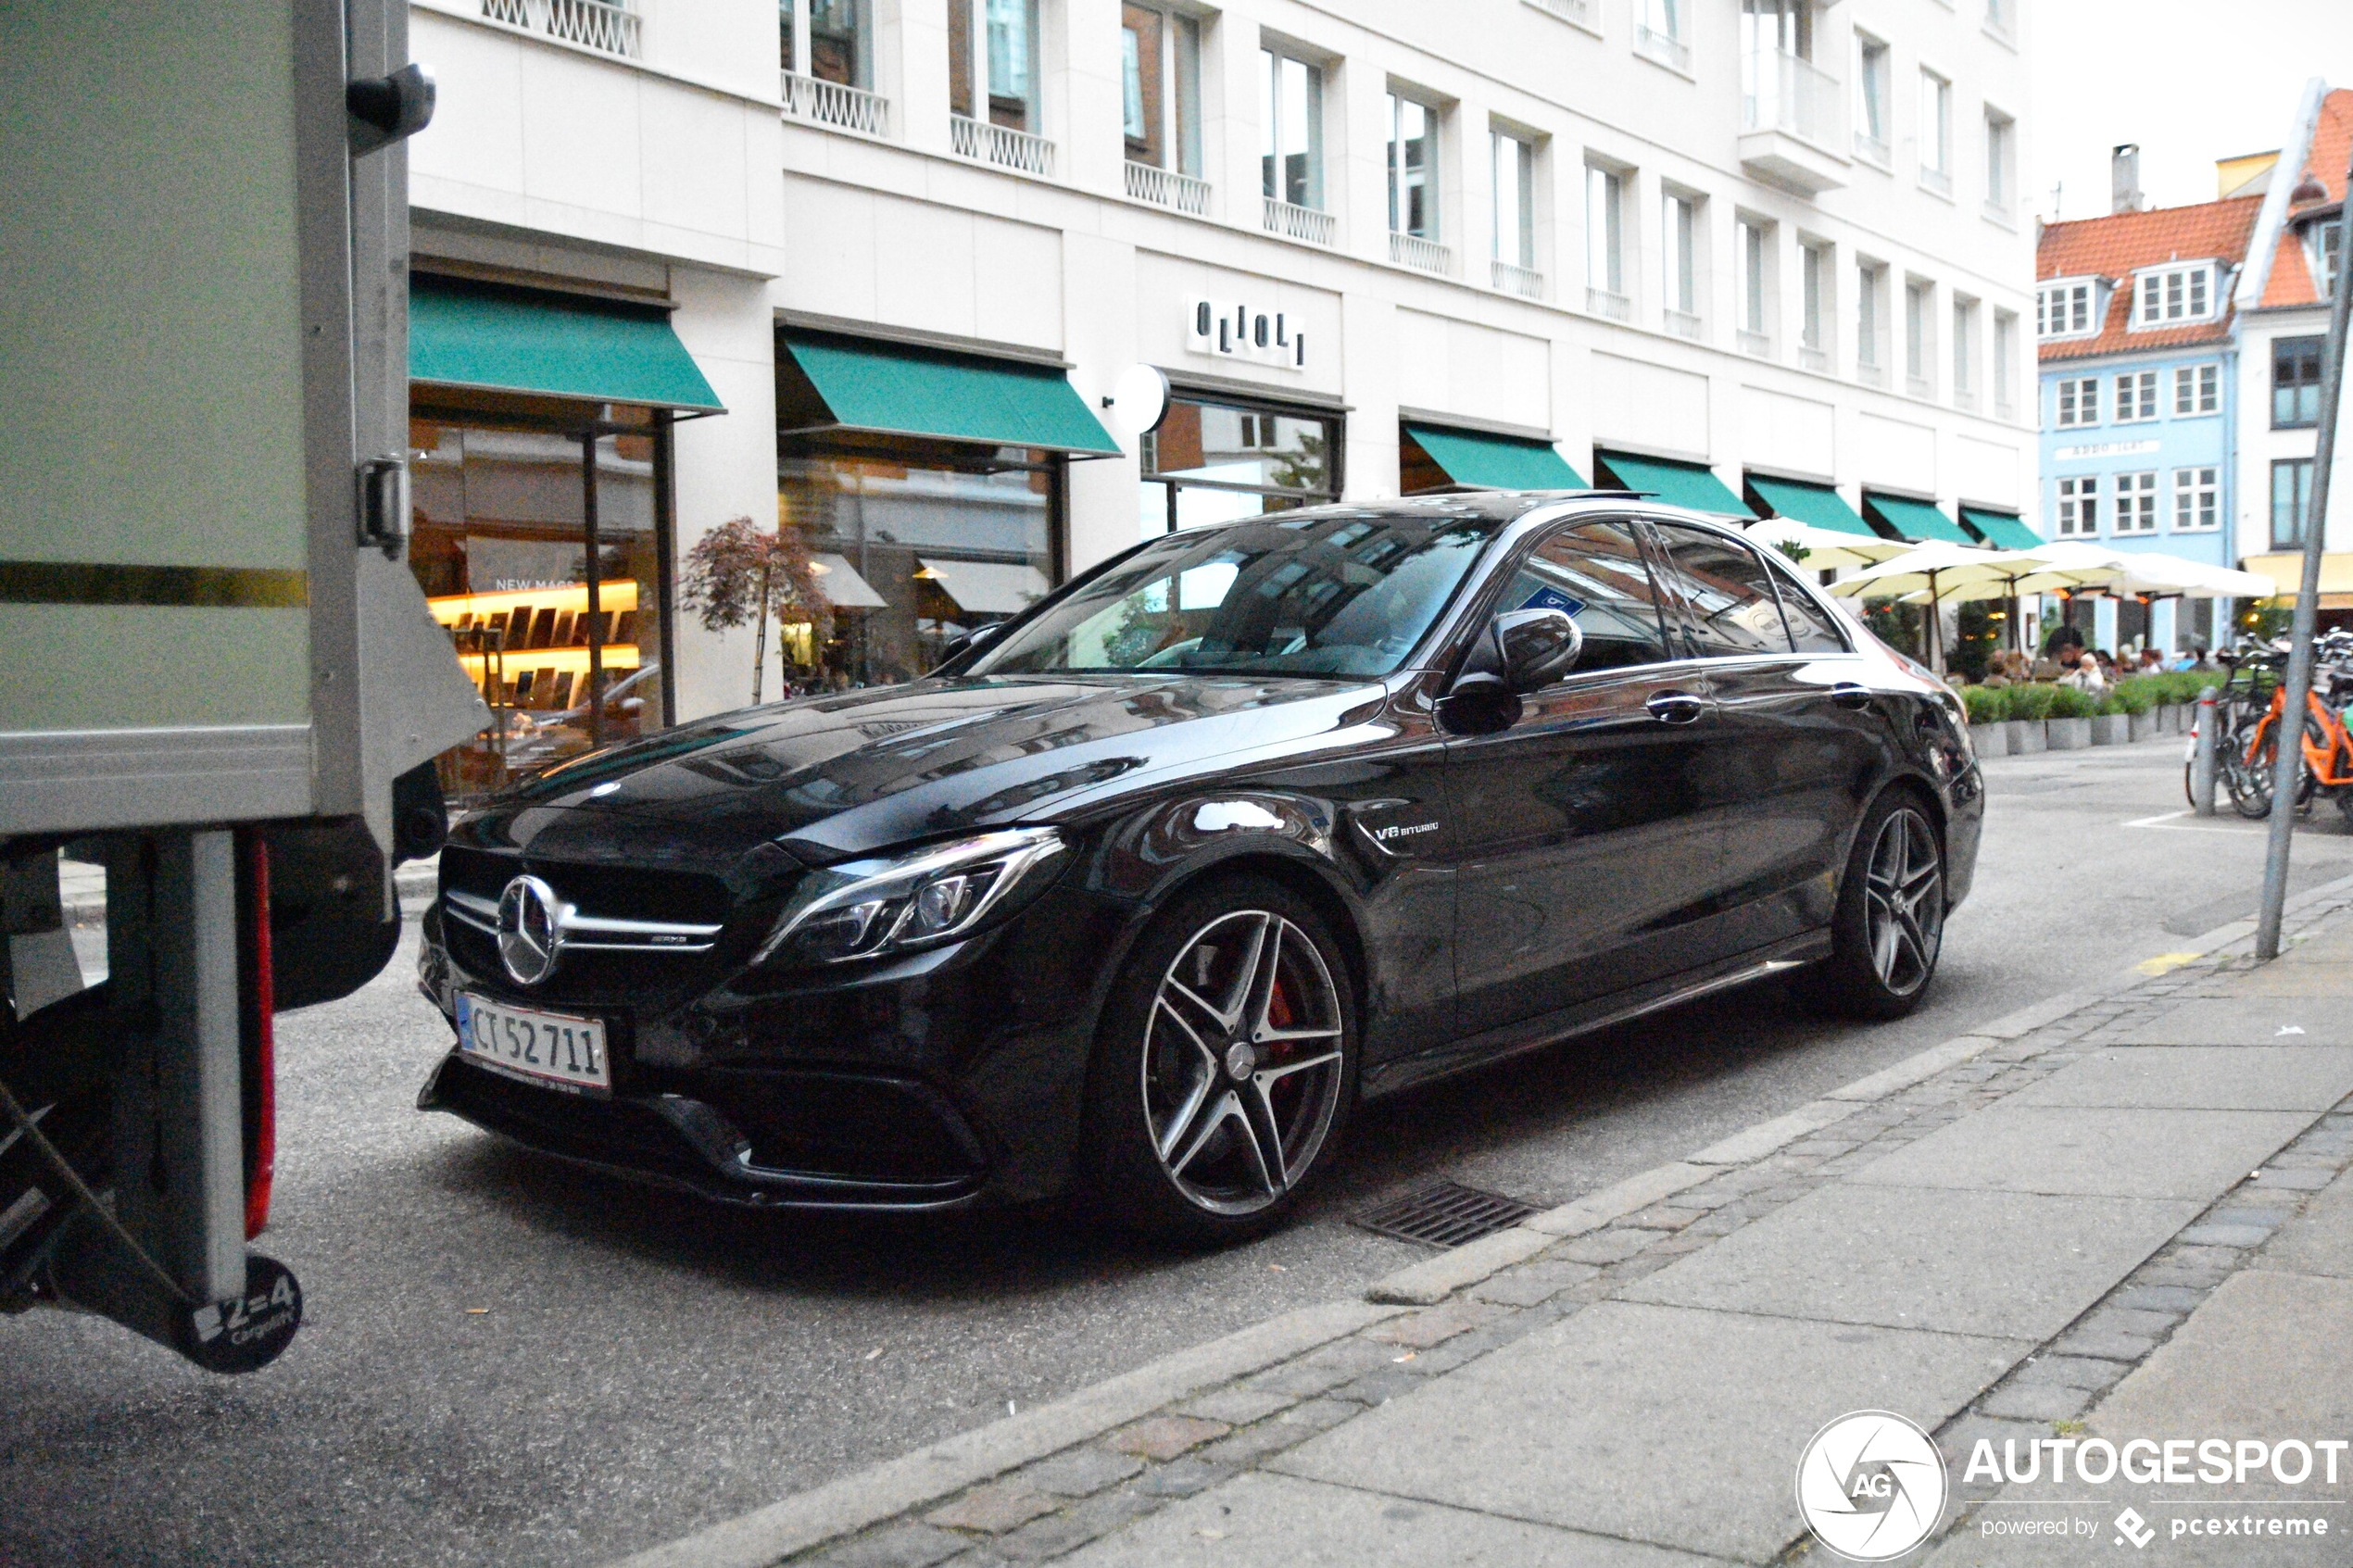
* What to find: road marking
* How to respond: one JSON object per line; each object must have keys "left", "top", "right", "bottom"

{"left": 2134, "top": 952, "right": 2204, "bottom": 976}
{"left": 2122, "top": 809, "right": 2252, "bottom": 834}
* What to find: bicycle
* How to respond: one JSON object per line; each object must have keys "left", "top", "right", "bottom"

{"left": 2217, "top": 632, "right": 2353, "bottom": 822}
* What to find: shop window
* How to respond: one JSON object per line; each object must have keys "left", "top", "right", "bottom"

{"left": 409, "top": 403, "right": 671, "bottom": 798}
{"left": 1123, "top": 5, "right": 1202, "bottom": 175}
{"left": 1139, "top": 394, "right": 1340, "bottom": 537}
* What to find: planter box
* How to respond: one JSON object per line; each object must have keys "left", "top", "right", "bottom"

{"left": 2158, "top": 703, "right": 2183, "bottom": 734}
{"left": 1972, "top": 721, "right": 2010, "bottom": 759}
{"left": 2089, "top": 714, "right": 2132, "bottom": 746}
{"left": 2128, "top": 709, "right": 2160, "bottom": 743}
{"left": 2047, "top": 717, "right": 2094, "bottom": 750}
{"left": 2008, "top": 719, "right": 2048, "bottom": 754}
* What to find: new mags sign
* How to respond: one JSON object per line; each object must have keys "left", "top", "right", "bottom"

{"left": 1187, "top": 298, "right": 1306, "bottom": 371}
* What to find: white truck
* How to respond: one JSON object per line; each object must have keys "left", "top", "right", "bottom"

{"left": 1, "top": 0, "right": 483, "bottom": 1372}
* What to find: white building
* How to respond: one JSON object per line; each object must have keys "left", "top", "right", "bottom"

{"left": 399, "top": 0, "right": 2034, "bottom": 780}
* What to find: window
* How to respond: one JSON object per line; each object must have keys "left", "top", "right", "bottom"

{"left": 1905, "top": 278, "right": 1933, "bottom": 394}
{"left": 2055, "top": 375, "right": 2099, "bottom": 427}
{"left": 2273, "top": 458, "right": 2314, "bottom": 549}
{"left": 1951, "top": 298, "right": 1977, "bottom": 402}
{"left": 1984, "top": 109, "right": 2014, "bottom": 212}
{"left": 2173, "top": 466, "right": 2219, "bottom": 532}
{"left": 1762, "top": 554, "right": 1848, "bottom": 652}
{"left": 1637, "top": 0, "right": 1690, "bottom": 70}
{"left": 2275, "top": 336, "right": 2323, "bottom": 428}
{"left": 1801, "top": 242, "right": 1831, "bottom": 361}
{"left": 2174, "top": 362, "right": 2221, "bottom": 416}
{"left": 1993, "top": 309, "right": 2018, "bottom": 413}
{"left": 1139, "top": 395, "right": 1339, "bottom": 538}
{"left": 1738, "top": 218, "right": 1771, "bottom": 347}
{"left": 2055, "top": 474, "right": 2098, "bottom": 537}
{"left": 1663, "top": 191, "right": 1701, "bottom": 333}
{"left": 1386, "top": 91, "right": 1438, "bottom": 239}
{"left": 1650, "top": 523, "right": 1797, "bottom": 658}
{"left": 2114, "top": 370, "right": 2158, "bottom": 423}
{"left": 2310, "top": 220, "right": 2344, "bottom": 301}
{"left": 2135, "top": 264, "right": 2215, "bottom": 327}
{"left": 1121, "top": 6, "right": 1203, "bottom": 177}
{"left": 1855, "top": 33, "right": 1891, "bottom": 161}
{"left": 784, "top": 0, "right": 870, "bottom": 86}
{"left": 950, "top": 0, "right": 1040, "bottom": 132}
{"left": 1585, "top": 165, "right": 1627, "bottom": 314}
{"left": 1260, "top": 47, "right": 1325, "bottom": 212}
{"left": 1493, "top": 132, "right": 1537, "bottom": 272}
{"left": 2038, "top": 280, "right": 2096, "bottom": 338}
{"left": 2113, "top": 470, "right": 2158, "bottom": 533}
{"left": 1856, "top": 260, "right": 1885, "bottom": 372}
{"left": 1918, "top": 69, "right": 1951, "bottom": 191}
{"left": 1986, "top": 0, "right": 2012, "bottom": 35}
{"left": 1504, "top": 523, "right": 1673, "bottom": 673}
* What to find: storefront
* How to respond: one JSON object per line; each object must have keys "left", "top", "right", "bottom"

{"left": 405, "top": 274, "right": 724, "bottom": 796}
{"left": 775, "top": 325, "right": 1120, "bottom": 689}
{"left": 1138, "top": 384, "right": 1344, "bottom": 535}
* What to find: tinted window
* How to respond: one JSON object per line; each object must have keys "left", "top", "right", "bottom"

{"left": 1648, "top": 524, "right": 1794, "bottom": 658}
{"left": 973, "top": 511, "right": 1494, "bottom": 679}
{"left": 1760, "top": 557, "right": 1850, "bottom": 653}
{"left": 1498, "top": 521, "right": 1673, "bottom": 674}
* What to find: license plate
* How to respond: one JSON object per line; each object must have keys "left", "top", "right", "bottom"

{"left": 456, "top": 993, "right": 610, "bottom": 1093}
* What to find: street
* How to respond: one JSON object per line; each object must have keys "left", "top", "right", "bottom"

{"left": 4, "top": 737, "right": 2349, "bottom": 1568}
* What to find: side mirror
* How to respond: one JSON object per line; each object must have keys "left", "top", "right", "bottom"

{"left": 1493, "top": 608, "right": 1583, "bottom": 693}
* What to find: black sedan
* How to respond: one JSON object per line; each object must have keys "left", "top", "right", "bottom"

{"left": 417, "top": 494, "right": 1982, "bottom": 1242}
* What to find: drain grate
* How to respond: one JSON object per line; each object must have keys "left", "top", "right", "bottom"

{"left": 1353, "top": 1181, "right": 1538, "bottom": 1249}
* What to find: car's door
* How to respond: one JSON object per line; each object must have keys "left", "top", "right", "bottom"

{"left": 1642, "top": 520, "right": 1881, "bottom": 954}
{"left": 1441, "top": 519, "right": 1725, "bottom": 1043}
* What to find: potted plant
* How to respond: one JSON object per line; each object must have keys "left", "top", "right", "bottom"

{"left": 1961, "top": 683, "right": 2011, "bottom": 758}
{"left": 2113, "top": 679, "right": 2160, "bottom": 742}
{"left": 2045, "top": 684, "right": 2096, "bottom": 749}
{"left": 2007, "top": 681, "right": 2056, "bottom": 753}
{"left": 2089, "top": 690, "right": 2133, "bottom": 746}
{"left": 679, "top": 507, "right": 835, "bottom": 706}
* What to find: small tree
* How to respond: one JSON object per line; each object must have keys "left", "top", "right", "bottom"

{"left": 679, "top": 504, "right": 834, "bottom": 704}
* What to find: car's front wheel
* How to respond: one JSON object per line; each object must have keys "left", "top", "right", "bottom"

{"left": 1800, "top": 792, "right": 1946, "bottom": 1021}
{"left": 1082, "top": 877, "right": 1355, "bottom": 1244}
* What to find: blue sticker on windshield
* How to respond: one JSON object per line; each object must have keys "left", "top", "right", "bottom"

{"left": 1518, "top": 586, "right": 1585, "bottom": 616}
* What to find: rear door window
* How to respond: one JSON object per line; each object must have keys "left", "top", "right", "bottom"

{"left": 1645, "top": 523, "right": 1796, "bottom": 658}
{"left": 1497, "top": 521, "right": 1676, "bottom": 674}
{"left": 1760, "top": 555, "right": 1851, "bottom": 653}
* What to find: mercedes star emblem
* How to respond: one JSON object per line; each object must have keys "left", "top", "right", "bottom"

{"left": 497, "top": 875, "right": 565, "bottom": 986}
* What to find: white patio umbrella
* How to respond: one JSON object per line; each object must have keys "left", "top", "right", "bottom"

{"left": 1743, "top": 516, "right": 1913, "bottom": 572}
{"left": 1825, "top": 540, "right": 2036, "bottom": 668}
{"left": 1882, "top": 541, "right": 2132, "bottom": 652}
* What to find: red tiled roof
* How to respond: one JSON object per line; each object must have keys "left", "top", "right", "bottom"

{"left": 2036, "top": 196, "right": 2260, "bottom": 362}
{"left": 2260, "top": 89, "right": 2353, "bottom": 310}
{"left": 2262, "top": 224, "right": 2319, "bottom": 307}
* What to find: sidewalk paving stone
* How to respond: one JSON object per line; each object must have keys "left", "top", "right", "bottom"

{"left": 2104, "top": 999, "right": 2353, "bottom": 1047}
{"left": 1269, "top": 1301, "right": 2022, "bottom": 1563}
{"left": 2252, "top": 1168, "right": 2353, "bottom": 1279}
{"left": 1843, "top": 1104, "right": 2313, "bottom": 1200}
{"left": 1107, "top": 1417, "right": 1227, "bottom": 1461}
{"left": 2007, "top": 1047, "right": 2353, "bottom": 1112}
{"left": 1616, "top": 1184, "right": 2203, "bottom": 1340}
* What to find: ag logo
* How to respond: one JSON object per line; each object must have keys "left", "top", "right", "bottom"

{"left": 1795, "top": 1411, "right": 1947, "bottom": 1561}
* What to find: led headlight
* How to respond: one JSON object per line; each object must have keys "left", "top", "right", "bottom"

{"left": 750, "top": 827, "right": 1068, "bottom": 968}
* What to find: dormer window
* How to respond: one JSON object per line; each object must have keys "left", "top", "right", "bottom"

{"left": 2037, "top": 277, "right": 2098, "bottom": 339}
{"left": 2305, "top": 220, "right": 2343, "bottom": 301}
{"left": 2133, "top": 262, "right": 2217, "bottom": 328}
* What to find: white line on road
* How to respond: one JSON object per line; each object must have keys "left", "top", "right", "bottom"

{"left": 2122, "top": 809, "right": 2258, "bottom": 834}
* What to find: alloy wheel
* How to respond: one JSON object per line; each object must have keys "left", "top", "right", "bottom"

{"left": 1141, "top": 909, "right": 1346, "bottom": 1216}
{"left": 1862, "top": 808, "right": 1943, "bottom": 997}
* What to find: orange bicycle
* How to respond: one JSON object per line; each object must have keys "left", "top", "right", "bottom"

{"left": 2234, "top": 630, "right": 2353, "bottom": 822}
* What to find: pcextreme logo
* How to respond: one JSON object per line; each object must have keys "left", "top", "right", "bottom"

{"left": 1795, "top": 1411, "right": 1949, "bottom": 1562}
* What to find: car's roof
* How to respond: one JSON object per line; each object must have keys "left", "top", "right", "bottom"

{"left": 1234, "top": 490, "right": 1744, "bottom": 537}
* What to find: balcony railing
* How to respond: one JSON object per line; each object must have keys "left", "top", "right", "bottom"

{"left": 1982, "top": 198, "right": 2014, "bottom": 225}
{"left": 1263, "top": 197, "right": 1336, "bottom": 246}
{"left": 1126, "top": 161, "right": 1213, "bottom": 215}
{"left": 1665, "top": 307, "right": 1703, "bottom": 340}
{"left": 1523, "top": 0, "right": 1596, "bottom": 27}
{"left": 483, "top": 0, "right": 640, "bottom": 57}
{"left": 1907, "top": 373, "right": 1935, "bottom": 398}
{"left": 1634, "top": 23, "right": 1692, "bottom": 73}
{"left": 1742, "top": 47, "right": 1841, "bottom": 152}
{"left": 1492, "top": 259, "right": 1545, "bottom": 299}
{"left": 1390, "top": 231, "right": 1453, "bottom": 274}
{"left": 1857, "top": 360, "right": 1888, "bottom": 388}
{"left": 780, "top": 72, "right": 888, "bottom": 136}
{"left": 1738, "top": 328, "right": 1773, "bottom": 358}
{"left": 1919, "top": 165, "right": 1954, "bottom": 198}
{"left": 951, "top": 114, "right": 1054, "bottom": 176}
{"left": 1853, "top": 129, "right": 1891, "bottom": 167}
{"left": 1587, "top": 286, "right": 1631, "bottom": 321}
{"left": 1800, "top": 344, "right": 1831, "bottom": 372}
{"left": 1955, "top": 386, "right": 1979, "bottom": 411}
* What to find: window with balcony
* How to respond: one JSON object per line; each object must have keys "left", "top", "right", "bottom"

{"left": 1260, "top": 47, "right": 1328, "bottom": 243}
{"left": 1386, "top": 90, "right": 1448, "bottom": 272}
{"left": 2037, "top": 278, "right": 2097, "bottom": 339}
{"left": 1492, "top": 131, "right": 1541, "bottom": 296}
{"left": 2173, "top": 466, "right": 2219, "bottom": 532}
{"left": 1854, "top": 34, "right": 1891, "bottom": 164}
{"left": 1918, "top": 69, "right": 1951, "bottom": 194}
{"left": 1993, "top": 308, "right": 2018, "bottom": 416}
{"left": 1904, "top": 277, "right": 1933, "bottom": 395}
{"left": 1800, "top": 240, "right": 1831, "bottom": 369}
{"left": 1740, "top": 0, "right": 1835, "bottom": 154}
{"left": 1122, "top": 6, "right": 1207, "bottom": 211}
{"left": 2056, "top": 376, "right": 2099, "bottom": 427}
{"left": 1586, "top": 164, "right": 1629, "bottom": 319}
{"left": 1984, "top": 108, "right": 2015, "bottom": 216}
{"left": 2174, "top": 362, "right": 2221, "bottom": 416}
{"left": 2113, "top": 470, "right": 2158, "bottom": 534}
{"left": 2273, "top": 458, "right": 2313, "bottom": 549}
{"left": 949, "top": 0, "right": 1051, "bottom": 171}
{"left": 489, "top": 0, "right": 641, "bottom": 56}
{"left": 2055, "top": 474, "right": 2098, "bottom": 537}
{"left": 781, "top": 0, "right": 887, "bottom": 133}
{"left": 2275, "top": 336, "right": 2323, "bottom": 428}
{"left": 1856, "top": 259, "right": 1885, "bottom": 382}
{"left": 1737, "top": 218, "right": 1772, "bottom": 356}
{"left": 1951, "top": 297, "right": 1977, "bottom": 408}
{"left": 2134, "top": 263, "right": 2215, "bottom": 328}
{"left": 1663, "top": 190, "right": 1702, "bottom": 337}
{"left": 1636, "top": 0, "right": 1691, "bottom": 72}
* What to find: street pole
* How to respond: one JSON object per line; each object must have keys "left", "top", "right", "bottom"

{"left": 2256, "top": 158, "right": 2353, "bottom": 959}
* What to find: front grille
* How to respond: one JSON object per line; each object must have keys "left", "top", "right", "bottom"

{"left": 1353, "top": 1181, "right": 1538, "bottom": 1248}
{"left": 440, "top": 844, "right": 732, "bottom": 926}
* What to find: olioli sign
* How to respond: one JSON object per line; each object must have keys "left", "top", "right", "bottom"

{"left": 1186, "top": 297, "right": 1306, "bottom": 370}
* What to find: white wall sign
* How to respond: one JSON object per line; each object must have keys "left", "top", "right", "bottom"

{"left": 2052, "top": 439, "right": 2161, "bottom": 461}
{"left": 1186, "top": 297, "right": 1306, "bottom": 370}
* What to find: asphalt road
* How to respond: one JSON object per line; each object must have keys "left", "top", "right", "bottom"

{"left": 6, "top": 737, "right": 2351, "bottom": 1567}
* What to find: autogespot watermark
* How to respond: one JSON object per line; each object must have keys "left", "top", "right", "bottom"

{"left": 1797, "top": 1412, "right": 2348, "bottom": 1558}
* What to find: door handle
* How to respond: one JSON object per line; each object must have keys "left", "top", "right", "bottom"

{"left": 1646, "top": 690, "right": 1709, "bottom": 725}
{"left": 1831, "top": 682, "right": 1872, "bottom": 711}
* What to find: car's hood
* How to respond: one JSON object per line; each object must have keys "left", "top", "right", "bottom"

{"left": 459, "top": 673, "right": 1379, "bottom": 867}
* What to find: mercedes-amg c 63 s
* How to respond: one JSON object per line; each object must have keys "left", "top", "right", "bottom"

{"left": 418, "top": 494, "right": 1981, "bottom": 1241}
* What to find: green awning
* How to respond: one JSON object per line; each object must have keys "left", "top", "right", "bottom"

{"left": 409, "top": 277, "right": 724, "bottom": 411}
{"left": 1593, "top": 452, "right": 1755, "bottom": 518}
{"left": 1960, "top": 507, "right": 2044, "bottom": 550}
{"left": 1746, "top": 475, "right": 1873, "bottom": 537}
{"left": 1864, "top": 493, "right": 1973, "bottom": 545}
{"left": 1403, "top": 423, "right": 1586, "bottom": 489}
{"left": 780, "top": 332, "right": 1120, "bottom": 455}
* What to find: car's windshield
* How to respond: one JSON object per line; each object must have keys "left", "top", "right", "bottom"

{"left": 970, "top": 511, "right": 1497, "bottom": 680}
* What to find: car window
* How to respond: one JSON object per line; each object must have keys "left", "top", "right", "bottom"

{"left": 1759, "top": 555, "right": 1851, "bottom": 653}
{"left": 1497, "top": 521, "right": 1674, "bottom": 674}
{"left": 1646, "top": 523, "right": 1795, "bottom": 659}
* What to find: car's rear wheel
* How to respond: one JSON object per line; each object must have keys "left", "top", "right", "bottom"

{"left": 1800, "top": 792, "right": 1945, "bottom": 1021}
{"left": 1082, "top": 877, "right": 1355, "bottom": 1244}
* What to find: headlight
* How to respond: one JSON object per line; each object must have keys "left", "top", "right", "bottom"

{"left": 750, "top": 827, "right": 1068, "bottom": 968}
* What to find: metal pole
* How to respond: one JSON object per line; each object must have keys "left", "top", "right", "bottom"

{"left": 2192, "top": 684, "right": 2219, "bottom": 816}
{"left": 582, "top": 431, "right": 606, "bottom": 748}
{"left": 2256, "top": 161, "right": 2353, "bottom": 959}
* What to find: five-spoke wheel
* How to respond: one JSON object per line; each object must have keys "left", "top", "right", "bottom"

{"left": 1800, "top": 792, "right": 1946, "bottom": 1021}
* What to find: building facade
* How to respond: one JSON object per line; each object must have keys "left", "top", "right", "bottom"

{"left": 402, "top": 0, "right": 2036, "bottom": 785}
